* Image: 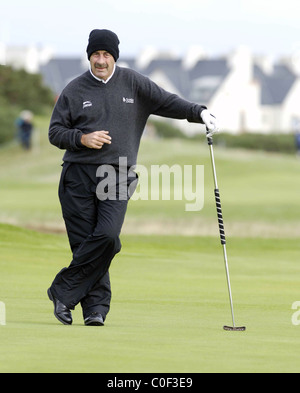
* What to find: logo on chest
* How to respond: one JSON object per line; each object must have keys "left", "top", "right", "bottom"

{"left": 83, "top": 101, "right": 93, "bottom": 109}
{"left": 123, "top": 97, "right": 135, "bottom": 104}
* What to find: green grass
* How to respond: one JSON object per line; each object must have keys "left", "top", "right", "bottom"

{"left": 0, "top": 223, "right": 300, "bottom": 373}
{"left": 0, "top": 118, "right": 300, "bottom": 373}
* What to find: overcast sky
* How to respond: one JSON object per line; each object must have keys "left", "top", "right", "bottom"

{"left": 1, "top": 0, "right": 300, "bottom": 60}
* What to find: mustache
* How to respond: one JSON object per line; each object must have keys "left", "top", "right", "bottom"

{"left": 95, "top": 63, "right": 108, "bottom": 69}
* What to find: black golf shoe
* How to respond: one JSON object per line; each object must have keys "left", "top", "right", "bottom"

{"left": 84, "top": 312, "right": 104, "bottom": 327}
{"left": 47, "top": 288, "right": 73, "bottom": 325}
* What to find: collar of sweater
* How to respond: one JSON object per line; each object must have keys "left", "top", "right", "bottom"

{"left": 89, "top": 64, "right": 116, "bottom": 84}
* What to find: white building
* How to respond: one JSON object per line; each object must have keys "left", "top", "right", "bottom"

{"left": 140, "top": 46, "right": 300, "bottom": 134}
{"left": 0, "top": 42, "right": 53, "bottom": 74}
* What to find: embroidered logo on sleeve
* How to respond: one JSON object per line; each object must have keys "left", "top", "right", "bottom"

{"left": 123, "top": 97, "right": 135, "bottom": 104}
{"left": 83, "top": 101, "right": 93, "bottom": 109}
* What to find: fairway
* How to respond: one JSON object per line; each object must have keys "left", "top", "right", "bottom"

{"left": 0, "top": 120, "right": 300, "bottom": 373}
{"left": 1, "top": 117, "right": 300, "bottom": 239}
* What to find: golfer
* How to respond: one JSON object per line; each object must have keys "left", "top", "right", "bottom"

{"left": 47, "top": 29, "right": 219, "bottom": 326}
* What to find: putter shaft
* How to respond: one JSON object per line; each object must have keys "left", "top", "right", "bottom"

{"left": 206, "top": 131, "right": 244, "bottom": 330}
{"left": 222, "top": 244, "right": 236, "bottom": 328}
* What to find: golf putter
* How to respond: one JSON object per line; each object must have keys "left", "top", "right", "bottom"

{"left": 206, "top": 129, "right": 246, "bottom": 332}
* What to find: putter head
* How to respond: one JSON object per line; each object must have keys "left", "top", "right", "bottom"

{"left": 223, "top": 326, "right": 246, "bottom": 332}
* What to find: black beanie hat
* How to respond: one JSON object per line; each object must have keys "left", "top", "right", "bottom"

{"left": 87, "top": 29, "right": 120, "bottom": 62}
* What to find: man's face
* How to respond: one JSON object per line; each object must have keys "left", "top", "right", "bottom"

{"left": 90, "top": 50, "right": 115, "bottom": 81}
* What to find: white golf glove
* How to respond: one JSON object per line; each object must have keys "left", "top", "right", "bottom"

{"left": 201, "top": 109, "right": 220, "bottom": 137}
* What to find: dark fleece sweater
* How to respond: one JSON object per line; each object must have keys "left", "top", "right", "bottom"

{"left": 49, "top": 66, "right": 206, "bottom": 166}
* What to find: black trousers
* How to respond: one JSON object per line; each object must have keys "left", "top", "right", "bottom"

{"left": 50, "top": 163, "right": 136, "bottom": 320}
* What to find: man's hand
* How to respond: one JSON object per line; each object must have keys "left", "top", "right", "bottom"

{"left": 201, "top": 110, "right": 220, "bottom": 137}
{"left": 81, "top": 131, "right": 112, "bottom": 149}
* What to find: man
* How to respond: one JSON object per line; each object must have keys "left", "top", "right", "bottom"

{"left": 47, "top": 29, "right": 219, "bottom": 326}
{"left": 16, "top": 110, "right": 34, "bottom": 150}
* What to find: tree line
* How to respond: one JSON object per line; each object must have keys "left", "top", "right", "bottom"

{"left": 0, "top": 65, "right": 54, "bottom": 145}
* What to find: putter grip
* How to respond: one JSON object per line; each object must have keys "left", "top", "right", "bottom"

{"left": 206, "top": 132, "right": 213, "bottom": 146}
{"left": 215, "top": 189, "right": 226, "bottom": 245}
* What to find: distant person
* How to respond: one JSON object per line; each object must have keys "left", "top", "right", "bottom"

{"left": 16, "top": 110, "right": 33, "bottom": 150}
{"left": 47, "top": 29, "right": 220, "bottom": 327}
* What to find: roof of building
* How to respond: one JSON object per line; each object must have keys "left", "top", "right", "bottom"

{"left": 40, "top": 54, "right": 298, "bottom": 107}
{"left": 254, "top": 64, "right": 296, "bottom": 105}
{"left": 40, "top": 58, "right": 87, "bottom": 95}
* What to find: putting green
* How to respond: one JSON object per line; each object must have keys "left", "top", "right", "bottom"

{"left": 0, "top": 224, "right": 299, "bottom": 373}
